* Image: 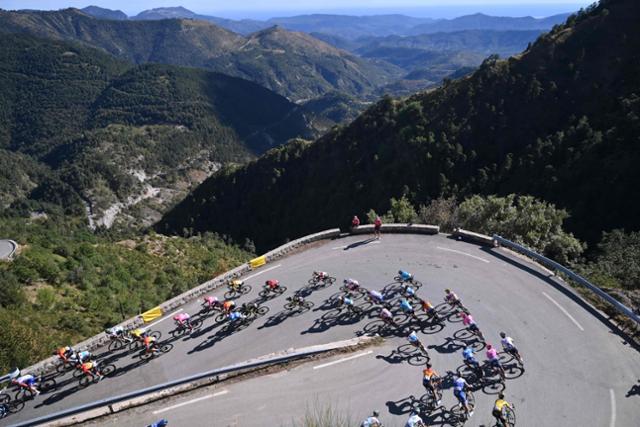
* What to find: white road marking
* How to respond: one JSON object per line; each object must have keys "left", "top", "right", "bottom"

{"left": 313, "top": 350, "right": 373, "bottom": 370}
{"left": 152, "top": 390, "right": 228, "bottom": 414}
{"left": 436, "top": 247, "right": 490, "bottom": 263}
{"left": 244, "top": 264, "right": 281, "bottom": 281}
{"left": 147, "top": 309, "right": 183, "bottom": 328}
{"left": 332, "top": 241, "right": 381, "bottom": 250}
{"left": 542, "top": 292, "right": 584, "bottom": 331}
{"left": 609, "top": 389, "right": 616, "bottom": 427}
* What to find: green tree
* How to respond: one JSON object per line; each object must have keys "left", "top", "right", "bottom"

{"left": 457, "top": 194, "right": 584, "bottom": 263}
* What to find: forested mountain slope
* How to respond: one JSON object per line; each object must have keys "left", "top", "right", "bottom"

{"left": 159, "top": 0, "right": 640, "bottom": 250}
{"left": 0, "top": 9, "right": 400, "bottom": 101}
{"left": 0, "top": 34, "right": 316, "bottom": 228}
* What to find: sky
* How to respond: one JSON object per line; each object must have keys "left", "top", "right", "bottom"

{"left": 2, "top": 1, "right": 594, "bottom": 19}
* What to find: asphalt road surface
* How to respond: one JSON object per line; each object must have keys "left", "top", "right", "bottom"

{"left": 3, "top": 234, "right": 639, "bottom": 426}
{"left": 0, "top": 240, "right": 15, "bottom": 259}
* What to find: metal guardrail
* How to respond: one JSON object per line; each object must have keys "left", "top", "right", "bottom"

{"left": 494, "top": 234, "right": 640, "bottom": 325}
{"left": 9, "top": 346, "right": 341, "bottom": 427}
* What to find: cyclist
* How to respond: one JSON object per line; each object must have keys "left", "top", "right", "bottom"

{"left": 461, "top": 313, "right": 485, "bottom": 341}
{"left": 338, "top": 294, "right": 355, "bottom": 310}
{"left": 486, "top": 344, "right": 505, "bottom": 380}
{"left": 343, "top": 278, "right": 360, "bottom": 291}
{"left": 444, "top": 289, "right": 467, "bottom": 312}
{"left": 80, "top": 361, "right": 103, "bottom": 380}
{"left": 462, "top": 346, "right": 483, "bottom": 378}
{"left": 407, "top": 330, "right": 427, "bottom": 355}
{"left": 222, "top": 300, "right": 236, "bottom": 314}
{"left": 131, "top": 327, "right": 149, "bottom": 340}
{"left": 73, "top": 350, "right": 93, "bottom": 365}
{"left": 369, "top": 289, "right": 385, "bottom": 304}
{"left": 420, "top": 299, "right": 443, "bottom": 323}
{"left": 399, "top": 298, "right": 416, "bottom": 318}
{"left": 12, "top": 374, "right": 39, "bottom": 395}
{"left": 500, "top": 332, "right": 524, "bottom": 365}
{"left": 492, "top": 393, "right": 512, "bottom": 426}
{"left": 405, "top": 412, "right": 424, "bottom": 427}
{"left": 229, "top": 279, "right": 244, "bottom": 290}
{"left": 361, "top": 410, "right": 382, "bottom": 427}
{"left": 240, "top": 301, "right": 259, "bottom": 316}
{"left": 286, "top": 294, "right": 306, "bottom": 307}
{"left": 142, "top": 333, "right": 157, "bottom": 352}
{"left": 313, "top": 271, "right": 329, "bottom": 281}
{"left": 105, "top": 325, "right": 126, "bottom": 339}
{"left": 398, "top": 270, "right": 413, "bottom": 282}
{"left": 56, "top": 346, "right": 76, "bottom": 362}
{"left": 264, "top": 279, "right": 280, "bottom": 290}
{"left": 228, "top": 310, "right": 246, "bottom": 323}
{"left": 403, "top": 283, "right": 417, "bottom": 299}
{"left": 147, "top": 420, "right": 168, "bottom": 427}
{"left": 173, "top": 313, "right": 193, "bottom": 330}
{"left": 203, "top": 296, "right": 221, "bottom": 310}
{"left": 422, "top": 363, "right": 441, "bottom": 405}
{"left": 453, "top": 375, "right": 473, "bottom": 417}
{"left": 380, "top": 307, "right": 395, "bottom": 326}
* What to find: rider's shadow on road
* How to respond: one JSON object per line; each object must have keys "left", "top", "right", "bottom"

{"left": 343, "top": 238, "right": 377, "bottom": 250}
{"left": 626, "top": 380, "right": 640, "bottom": 397}
{"left": 258, "top": 311, "right": 290, "bottom": 329}
{"left": 428, "top": 337, "right": 464, "bottom": 354}
{"left": 375, "top": 349, "right": 408, "bottom": 365}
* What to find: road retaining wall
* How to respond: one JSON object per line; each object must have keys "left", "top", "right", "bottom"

{"left": 350, "top": 223, "right": 439, "bottom": 235}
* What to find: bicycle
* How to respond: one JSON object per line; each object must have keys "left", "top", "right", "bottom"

{"left": 284, "top": 298, "right": 314, "bottom": 312}
{"left": 107, "top": 334, "right": 134, "bottom": 352}
{"left": 140, "top": 343, "right": 174, "bottom": 361}
{"left": 77, "top": 363, "right": 116, "bottom": 387}
{"left": 451, "top": 389, "right": 475, "bottom": 425}
{"left": 309, "top": 273, "right": 336, "bottom": 287}
{"left": 393, "top": 275, "right": 423, "bottom": 289}
{"left": 13, "top": 376, "right": 56, "bottom": 401}
{"left": 496, "top": 404, "right": 516, "bottom": 427}
{"left": 129, "top": 330, "right": 162, "bottom": 351}
{"left": 170, "top": 318, "right": 203, "bottom": 338}
{"left": 241, "top": 304, "right": 269, "bottom": 319}
{"left": 224, "top": 280, "right": 251, "bottom": 299}
{"left": 259, "top": 284, "right": 287, "bottom": 298}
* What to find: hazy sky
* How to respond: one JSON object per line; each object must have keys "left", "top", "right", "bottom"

{"left": 2, "top": 1, "right": 594, "bottom": 19}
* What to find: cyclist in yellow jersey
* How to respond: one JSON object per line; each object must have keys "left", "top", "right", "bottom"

{"left": 492, "top": 393, "right": 511, "bottom": 426}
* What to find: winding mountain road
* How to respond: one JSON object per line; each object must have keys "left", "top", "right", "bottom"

{"left": 0, "top": 240, "right": 15, "bottom": 260}
{"left": 3, "top": 234, "right": 639, "bottom": 426}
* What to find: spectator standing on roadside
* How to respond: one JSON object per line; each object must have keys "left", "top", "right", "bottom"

{"left": 374, "top": 216, "right": 382, "bottom": 239}
{"left": 351, "top": 215, "right": 360, "bottom": 231}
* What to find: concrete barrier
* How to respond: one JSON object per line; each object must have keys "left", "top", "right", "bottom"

{"left": 350, "top": 224, "right": 439, "bottom": 235}
{"left": 452, "top": 228, "right": 496, "bottom": 247}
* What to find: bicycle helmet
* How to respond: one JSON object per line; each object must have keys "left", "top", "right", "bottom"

{"left": 445, "top": 289, "right": 451, "bottom": 293}
{"left": 499, "top": 331, "right": 506, "bottom": 338}
{"left": 372, "top": 410, "right": 380, "bottom": 417}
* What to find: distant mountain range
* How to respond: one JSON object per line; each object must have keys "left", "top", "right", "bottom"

{"left": 158, "top": 0, "right": 640, "bottom": 250}
{"left": 81, "top": 5, "right": 570, "bottom": 39}
{"left": 0, "top": 33, "right": 317, "bottom": 228}
{"left": 0, "top": 8, "right": 400, "bottom": 102}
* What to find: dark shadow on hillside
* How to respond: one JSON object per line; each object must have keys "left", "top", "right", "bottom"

{"left": 481, "top": 247, "right": 640, "bottom": 353}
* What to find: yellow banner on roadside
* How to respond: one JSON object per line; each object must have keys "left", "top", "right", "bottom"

{"left": 250, "top": 255, "right": 267, "bottom": 269}
{"left": 141, "top": 307, "right": 163, "bottom": 323}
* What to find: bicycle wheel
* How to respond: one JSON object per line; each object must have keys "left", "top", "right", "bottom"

{"left": 257, "top": 306, "right": 269, "bottom": 316}
{"left": 41, "top": 378, "right": 57, "bottom": 393}
{"left": 284, "top": 302, "right": 296, "bottom": 310}
{"left": 0, "top": 394, "right": 10, "bottom": 405}
{"left": 150, "top": 330, "right": 162, "bottom": 340}
{"left": 241, "top": 285, "right": 252, "bottom": 294}
{"left": 14, "top": 389, "right": 34, "bottom": 402}
{"left": 258, "top": 289, "right": 269, "bottom": 298}
{"left": 108, "top": 339, "right": 124, "bottom": 352}
{"left": 303, "top": 301, "right": 314, "bottom": 310}
{"left": 170, "top": 326, "right": 186, "bottom": 339}
{"left": 277, "top": 286, "right": 287, "bottom": 294}
{"left": 223, "top": 289, "right": 237, "bottom": 300}
{"left": 412, "top": 280, "right": 423, "bottom": 289}
{"left": 101, "top": 364, "right": 116, "bottom": 377}
{"left": 504, "top": 406, "right": 516, "bottom": 426}
{"left": 308, "top": 278, "right": 318, "bottom": 285}
{"left": 55, "top": 361, "right": 68, "bottom": 374}
{"left": 394, "top": 275, "right": 402, "bottom": 282}
{"left": 78, "top": 375, "right": 93, "bottom": 388}
{"left": 191, "top": 318, "right": 203, "bottom": 330}
{"left": 215, "top": 313, "right": 227, "bottom": 323}
{"left": 160, "top": 343, "right": 174, "bottom": 354}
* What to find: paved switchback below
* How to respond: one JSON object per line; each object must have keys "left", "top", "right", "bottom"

{"left": 5, "top": 234, "right": 639, "bottom": 426}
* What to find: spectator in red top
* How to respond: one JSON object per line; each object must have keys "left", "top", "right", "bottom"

{"left": 374, "top": 216, "right": 382, "bottom": 239}
{"left": 351, "top": 215, "right": 360, "bottom": 231}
